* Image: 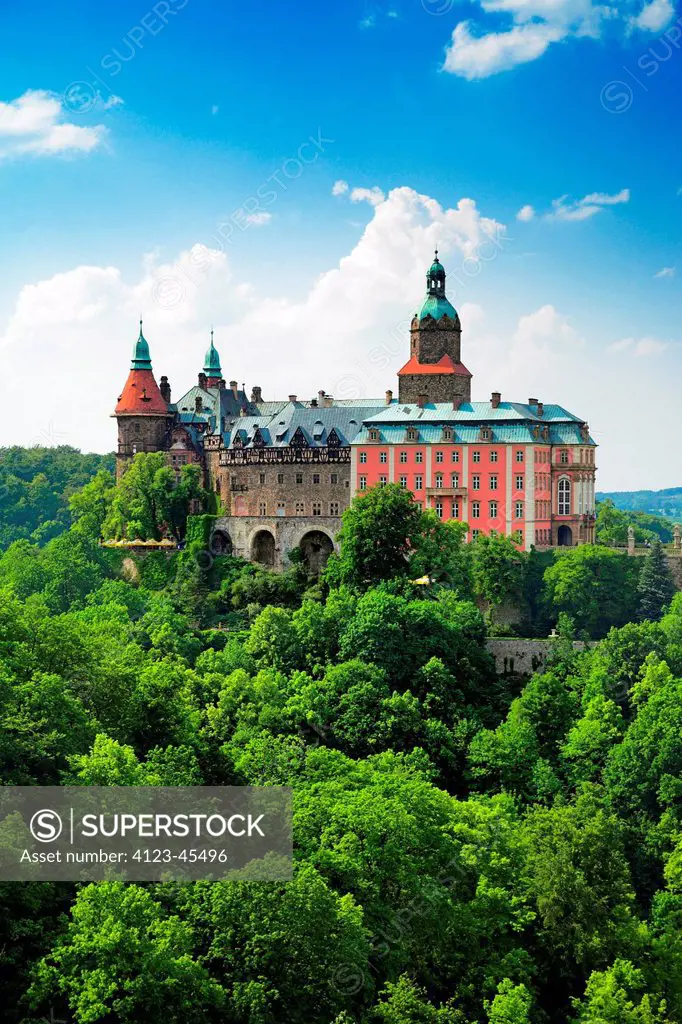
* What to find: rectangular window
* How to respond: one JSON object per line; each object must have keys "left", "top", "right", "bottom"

{"left": 490, "top": 474, "right": 498, "bottom": 490}
{"left": 379, "top": 475, "right": 387, "bottom": 486}
{"left": 435, "top": 474, "right": 443, "bottom": 488}
{"left": 472, "top": 528, "right": 480, "bottom": 539}
{"left": 330, "top": 501, "right": 340, "bottom": 516}
{"left": 451, "top": 450, "right": 460, "bottom": 463}
{"left": 259, "top": 501, "right": 267, "bottom": 515}
{"left": 359, "top": 452, "right": 367, "bottom": 464}
{"left": 435, "top": 451, "right": 444, "bottom": 463}
{"left": 277, "top": 472, "right": 285, "bottom": 484}
{"left": 451, "top": 473, "right": 460, "bottom": 488}
{"left": 276, "top": 501, "right": 286, "bottom": 513}
{"left": 515, "top": 474, "right": 524, "bottom": 490}
{"left": 400, "top": 451, "right": 407, "bottom": 463}
{"left": 472, "top": 475, "right": 480, "bottom": 490}
{"left": 415, "top": 451, "right": 423, "bottom": 463}
{"left": 471, "top": 501, "right": 480, "bottom": 519}
{"left": 452, "top": 501, "right": 460, "bottom": 519}
{"left": 330, "top": 473, "right": 338, "bottom": 484}
{"left": 472, "top": 451, "right": 481, "bottom": 463}
{"left": 359, "top": 476, "right": 367, "bottom": 490}
{"left": 513, "top": 529, "right": 523, "bottom": 544}
{"left": 516, "top": 450, "right": 524, "bottom": 463}
{"left": 435, "top": 501, "right": 443, "bottom": 518}
{"left": 414, "top": 475, "right": 423, "bottom": 491}
{"left": 515, "top": 501, "right": 524, "bottom": 519}
{"left": 296, "top": 472, "right": 303, "bottom": 484}
{"left": 295, "top": 501, "right": 305, "bottom": 514}
{"left": 490, "top": 450, "right": 498, "bottom": 463}
{"left": 560, "top": 449, "right": 569, "bottom": 464}
{"left": 259, "top": 473, "right": 266, "bottom": 485}
{"left": 399, "top": 475, "right": 408, "bottom": 487}
{"left": 312, "top": 473, "right": 320, "bottom": 484}
{"left": 489, "top": 500, "right": 498, "bottom": 520}
{"left": 380, "top": 451, "right": 387, "bottom": 463}
{"left": 312, "top": 502, "right": 322, "bottom": 516}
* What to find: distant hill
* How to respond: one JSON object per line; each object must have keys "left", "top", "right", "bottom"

{"left": 597, "top": 487, "right": 682, "bottom": 519}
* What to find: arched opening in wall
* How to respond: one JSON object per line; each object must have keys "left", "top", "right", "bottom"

{"left": 557, "top": 525, "right": 573, "bottom": 547}
{"left": 299, "top": 530, "right": 334, "bottom": 575}
{"left": 210, "top": 530, "right": 233, "bottom": 556}
{"left": 252, "top": 530, "right": 275, "bottom": 567}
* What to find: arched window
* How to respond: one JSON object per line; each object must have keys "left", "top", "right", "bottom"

{"left": 558, "top": 477, "right": 571, "bottom": 515}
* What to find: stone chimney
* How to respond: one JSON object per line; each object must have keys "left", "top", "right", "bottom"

{"left": 159, "top": 375, "right": 171, "bottom": 404}
{"left": 528, "top": 397, "right": 538, "bottom": 406}
{"left": 310, "top": 398, "right": 318, "bottom": 408}
{"left": 250, "top": 385, "right": 262, "bottom": 403}
{"left": 230, "top": 380, "right": 238, "bottom": 398}
{"left": 195, "top": 395, "right": 203, "bottom": 413}
{"left": 417, "top": 392, "right": 427, "bottom": 408}
{"left": 536, "top": 401, "right": 544, "bottom": 417}
{"left": 288, "top": 394, "right": 297, "bottom": 404}
{"left": 198, "top": 372, "right": 207, "bottom": 389}
{"left": 385, "top": 389, "right": 393, "bottom": 405}
{"left": 491, "top": 391, "right": 501, "bottom": 409}
{"left": 323, "top": 394, "right": 333, "bottom": 408}
{"left": 218, "top": 378, "right": 226, "bottom": 390}
{"left": 318, "top": 390, "right": 325, "bottom": 404}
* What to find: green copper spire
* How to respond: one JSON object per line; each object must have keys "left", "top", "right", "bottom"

{"left": 131, "top": 319, "right": 153, "bottom": 369}
{"left": 418, "top": 250, "right": 459, "bottom": 323}
{"left": 203, "top": 329, "right": 222, "bottom": 377}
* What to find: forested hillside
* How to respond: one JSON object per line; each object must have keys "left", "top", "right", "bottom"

{"left": 598, "top": 487, "right": 682, "bottom": 520}
{"left": 1, "top": 470, "right": 681, "bottom": 1023}
{"left": 0, "top": 446, "right": 115, "bottom": 550}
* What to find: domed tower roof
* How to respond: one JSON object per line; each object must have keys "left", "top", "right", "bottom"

{"left": 131, "top": 320, "right": 153, "bottom": 369}
{"left": 418, "top": 250, "right": 459, "bottom": 323}
{"left": 114, "top": 321, "right": 168, "bottom": 416}
{"left": 203, "top": 329, "right": 222, "bottom": 378}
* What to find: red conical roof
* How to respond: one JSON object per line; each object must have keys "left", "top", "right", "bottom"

{"left": 115, "top": 369, "right": 168, "bottom": 416}
{"left": 397, "top": 353, "right": 472, "bottom": 377}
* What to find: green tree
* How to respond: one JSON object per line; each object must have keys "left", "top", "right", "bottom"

{"left": 544, "top": 546, "right": 640, "bottom": 637}
{"left": 571, "top": 959, "right": 673, "bottom": 1023}
{"left": 637, "top": 539, "right": 675, "bottom": 622}
{"left": 103, "top": 453, "right": 205, "bottom": 541}
{"left": 471, "top": 533, "right": 526, "bottom": 618}
{"left": 325, "top": 484, "right": 424, "bottom": 591}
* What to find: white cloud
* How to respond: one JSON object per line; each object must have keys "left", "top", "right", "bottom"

{"left": 634, "top": 336, "right": 668, "bottom": 356}
{"left": 631, "top": 0, "right": 675, "bottom": 31}
{"left": 350, "top": 186, "right": 386, "bottom": 206}
{"left": 654, "top": 266, "right": 675, "bottom": 278}
{"left": 243, "top": 211, "right": 272, "bottom": 227}
{"left": 546, "top": 188, "right": 630, "bottom": 221}
{"left": 0, "top": 90, "right": 106, "bottom": 158}
{"left": 516, "top": 204, "right": 535, "bottom": 222}
{"left": 444, "top": 20, "right": 562, "bottom": 79}
{"left": 443, "top": 0, "right": 675, "bottom": 78}
{"left": 607, "top": 335, "right": 668, "bottom": 356}
{"left": 331, "top": 179, "right": 349, "bottom": 196}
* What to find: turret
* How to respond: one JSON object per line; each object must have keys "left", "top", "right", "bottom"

{"left": 202, "top": 329, "right": 222, "bottom": 388}
{"left": 112, "top": 321, "right": 171, "bottom": 478}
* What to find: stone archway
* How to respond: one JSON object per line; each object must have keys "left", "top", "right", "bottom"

{"left": 557, "top": 525, "right": 573, "bottom": 547}
{"left": 210, "top": 529, "right": 233, "bottom": 556}
{"left": 299, "top": 530, "right": 334, "bottom": 575}
{"left": 252, "top": 529, "right": 276, "bottom": 567}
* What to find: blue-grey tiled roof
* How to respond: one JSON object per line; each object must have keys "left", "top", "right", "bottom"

{"left": 222, "top": 400, "right": 386, "bottom": 449}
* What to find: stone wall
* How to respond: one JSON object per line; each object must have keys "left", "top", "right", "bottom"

{"left": 398, "top": 372, "right": 471, "bottom": 406}
{"left": 213, "top": 462, "right": 351, "bottom": 518}
{"left": 486, "top": 637, "right": 594, "bottom": 676}
{"left": 211, "top": 515, "right": 340, "bottom": 572}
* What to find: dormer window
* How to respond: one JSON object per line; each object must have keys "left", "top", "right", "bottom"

{"left": 369, "top": 428, "right": 379, "bottom": 441}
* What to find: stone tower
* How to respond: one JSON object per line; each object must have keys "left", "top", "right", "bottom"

{"left": 397, "top": 252, "right": 472, "bottom": 407}
{"left": 113, "top": 321, "right": 171, "bottom": 479}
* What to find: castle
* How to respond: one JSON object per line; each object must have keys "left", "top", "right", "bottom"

{"left": 114, "top": 253, "right": 597, "bottom": 570}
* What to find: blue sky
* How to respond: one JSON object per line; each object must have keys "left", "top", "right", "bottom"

{"left": 0, "top": 0, "right": 680, "bottom": 489}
